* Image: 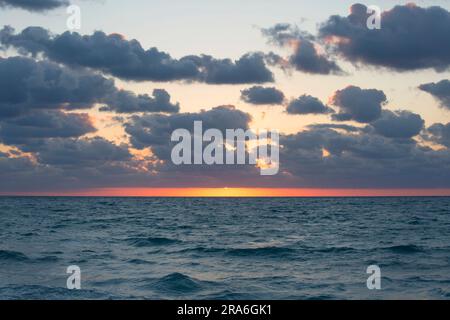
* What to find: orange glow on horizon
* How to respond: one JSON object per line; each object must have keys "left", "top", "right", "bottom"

{"left": 3, "top": 188, "right": 450, "bottom": 197}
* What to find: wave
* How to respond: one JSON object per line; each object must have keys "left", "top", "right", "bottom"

{"left": 0, "top": 285, "right": 122, "bottom": 300}
{"left": 0, "top": 250, "right": 29, "bottom": 262}
{"left": 127, "top": 237, "right": 181, "bottom": 247}
{"left": 384, "top": 245, "right": 423, "bottom": 254}
{"left": 127, "top": 258, "right": 154, "bottom": 265}
{"left": 138, "top": 273, "right": 213, "bottom": 295}
{"left": 154, "top": 273, "right": 202, "bottom": 293}
{"left": 313, "top": 246, "right": 357, "bottom": 254}
{"left": 176, "top": 245, "right": 296, "bottom": 258}
{"left": 97, "top": 201, "right": 116, "bottom": 206}
{"left": 226, "top": 246, "right": 296, "bottom": 257}
{"left": 21, "top": 232, "right": 38, "bottom": 237}
{"left": 34, "top": 255, "right": 60, "bottom": 263}
{"left": 90, "top": 278, "right": 129, "bottom": 287}
{"left": 50, "top": 208, "right": 71, "bottom": 213}
{"left": 0, "top": 250, "right": 60, "bottom": 264}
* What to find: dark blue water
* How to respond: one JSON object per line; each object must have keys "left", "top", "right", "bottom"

{"left": 0, "top": 197, "right": 449, "bottom": 300}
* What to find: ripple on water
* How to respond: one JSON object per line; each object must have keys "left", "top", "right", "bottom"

{"left": 0, "top": 250, "right": 29, "bottom": 262}
{"left": 384, "top": 245, "right": 423, "bottom": 254}
{"left": 127, "top": 237, "right": 181, "bottom": 247}
{"left": 137, "top": 273, "right": 218, "bottom": 296}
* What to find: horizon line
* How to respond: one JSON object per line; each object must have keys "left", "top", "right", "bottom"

{"left": 2, "top": 188, "right": 450, "bottom": 197}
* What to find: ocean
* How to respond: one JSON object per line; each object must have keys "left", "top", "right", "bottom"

{"left": 0, "top": 197, "right": 449, "bottom": 300}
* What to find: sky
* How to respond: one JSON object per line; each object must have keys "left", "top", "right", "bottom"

{"left": 1, "top": 0, "right": 450, "bottom": 196}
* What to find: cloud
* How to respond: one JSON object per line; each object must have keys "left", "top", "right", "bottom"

{"left": 0, "top": 0, "right": 68, "bottom": 12}
{"left": 1, "top": 16, "right": 449, "bottom": 191}
{"left": 124, "top": 105, "right": 266, "bottom": 185}
{"left": 188, "top": 53, "right": 274, "bottom": 84}
{"left": 319, "top": 4, "right": 450, "bottom": 71}
{"left": 0, "top": 155, "right": 37, "bottom": 177}
{"left": 1, "top": 115, "right": 450, "bottom": 191}
{"left": 288, "top": 39, "right": 342, "bottom": 75}
{"left": 0, "top": 56, "right": 113, "bottom": 117}
{"left": 286, "top": 95, "right": 334, "bottom": 115}
{"left": 0, "top": 110, "right": 96, "bottom": 146}
{"left": 240, "top": 86, "right": 285, "bottom": 105}
{"left": 279, "top": 126, "right": 450, "bottom": 188}
{"left": 371, "top": 110, "right": 424, "bottom": 139}
{"left": 101, "top": 89, "right": 180, "bottom": 113}
{"left": 31, "top": 137, "right": 132, "bottom": 166}
{"left": 0, "top": 26, "right": 274, "bottom": 84}
{"left": 330, "top": 86, "right": 386, "bottom": 123}
{"left": 425, "top": 123, "right": 450, "bottom": 148}
{"left": 125, "top": 105, "right": 252, "bottom": 158}
{"left": 262, "top": 23, "right": 342, "bottom": 75}
{"left": 419, "top": 80, "right": 450, "bottom": 110}
{"left": 0, "top": 136, "right": 143, "bottom": 193}
{"left": 0, "top": 56, "right": 180, "bottom": 117}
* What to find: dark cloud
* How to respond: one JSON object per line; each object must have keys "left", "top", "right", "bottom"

{"left": 330, "top": 86, "right": 386, "bottom": 123}
{"left": 101, "top": 89, "right": 180, "bottom": 113}
{"left": 0, "top": 56, "right": 179, "bottom": 117}
{"left": 279, "top": 126, "right": 450, "bottom": 188}
{"left": 187, "top": 53, "right": 274, "bottom": 84}
{"left": 0, "top": 56, "right": 113, "bottom": 117}
{"left": 262, "top": 23, "right": 342, "bottom": 75}
{"left": 0, "top": 136, "right": 144, "bottom": 193}
{"left": 123, "top": 105, "right": 264, "bottom": 185}
{"left": 0, "top": 16, "right": 449, "bottom": 191}
{"left": 0, "top": 26, "right": 274, "bottom": 84}
{"left": 419, "top": 80, "right": 450, "bottom": 110}
{"left": 240, "top": 86, "right": 285, "bottom": 105}
{"left": 288, "top": 39, "right": 342, "bottom": 75}
{"left": 1, "top": 117, "right": 450, "bottom": 191}
{"left": 425, "top": 123, "right": 450, "bottom": 148}
{"left": 319, "top": 4, "right": 450, "bottom": 71}
{"left": 0, "top": 154, "right": 36, "bottom": 177}
{"left": 31, "top": 137, "right": 132, "bottom": 166}
{"left": 0, "top": 0, "right": 68, "bottom": 12}
{"left": 371, "top": 110, "right": 424, "bottom": 139}
{"left": 286, "top": 95, "right": 334, "bottom": 115}
{"left": 125, "top": 105, "right": 251, "bottom": 158}
{"left": 0, "top": 110, "right": 96, "bottom": 146}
